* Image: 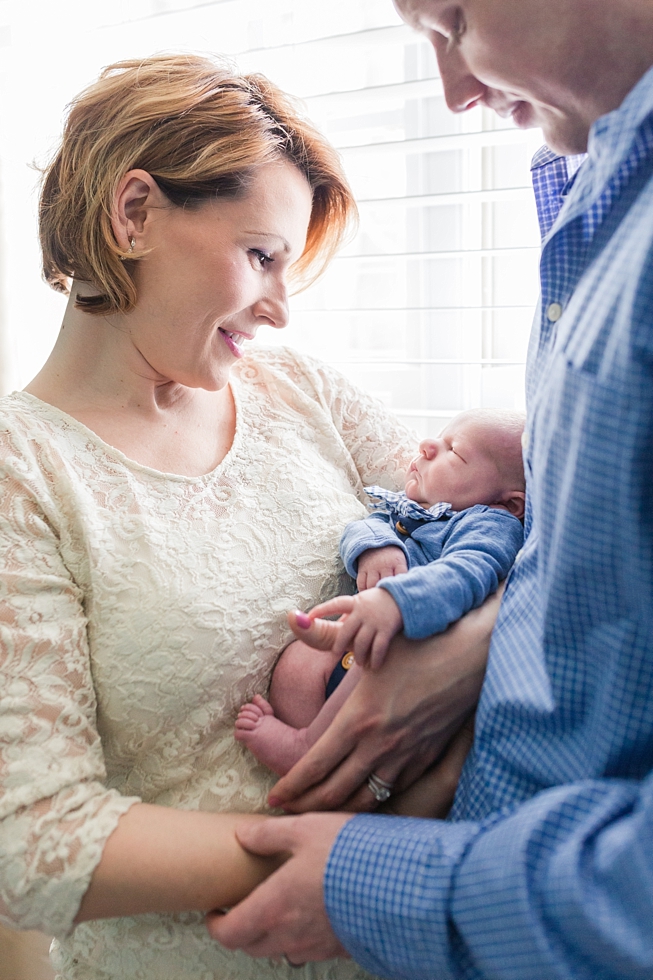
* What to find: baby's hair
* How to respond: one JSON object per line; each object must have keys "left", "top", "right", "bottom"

{"left": 447, "top": 409, "right": 526, "bottom": 490}
{"left": 39, "top": 53, "right": 357, "bottom": 315}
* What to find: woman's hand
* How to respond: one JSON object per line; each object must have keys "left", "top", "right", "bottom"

{"left": 380, "top": 715, "right": 475, "bottom": 819}
{"left": 271, "top": 589, "right": 502, "bottom": 813}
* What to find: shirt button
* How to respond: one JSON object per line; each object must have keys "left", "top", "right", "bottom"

{"left": 546, "top": 302, "right": 563, "bottom": 322}
{"left": 521, "top": 430, "right": 529, "bottom": 450}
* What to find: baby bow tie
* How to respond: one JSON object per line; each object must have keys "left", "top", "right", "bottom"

{"left": 364, "top": 486, "right": 456, "bottom": 523}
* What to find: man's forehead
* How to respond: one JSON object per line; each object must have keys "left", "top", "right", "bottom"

{"left": 394, "top": 0, "right": 448, "bottom": 31}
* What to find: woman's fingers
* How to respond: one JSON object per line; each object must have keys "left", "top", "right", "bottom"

{"left": 382, "top": 716, "right": 475, "bottom": 819}
{"left": 286, "top": 610, "right": 340, "bottom": 650}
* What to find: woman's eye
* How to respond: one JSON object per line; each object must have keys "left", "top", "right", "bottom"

{"left": 250, "top": 248, "right": 273, "bottom": 268}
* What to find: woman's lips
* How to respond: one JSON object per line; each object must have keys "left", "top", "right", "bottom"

{"left": 219, "top": 328, "right": 251, "bottom": 358}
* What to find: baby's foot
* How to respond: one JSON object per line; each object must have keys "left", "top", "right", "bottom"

{"left": 235, "top": 694, "right": 314, "bottom": 777}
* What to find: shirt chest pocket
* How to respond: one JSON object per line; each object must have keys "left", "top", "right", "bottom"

{"left": 529, "top": 353, "right": 653, "bottom": 579}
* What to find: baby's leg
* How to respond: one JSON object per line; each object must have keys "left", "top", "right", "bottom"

{"left": 269, "top": 639, "right": 339, "bottom": 727}
{"left": 235, "top": 640, "right": 361, "bottom": 776}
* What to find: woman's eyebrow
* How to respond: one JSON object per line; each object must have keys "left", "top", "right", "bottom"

{"left": 243, "top": 231, "right": 291, "bottom": 252}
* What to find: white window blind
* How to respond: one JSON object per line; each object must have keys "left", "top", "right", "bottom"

{"left": 1, "top": 0, "right": 543, "bottom": 421}
{"left": 230, "top": 5, "right": 543, "bottom": 434}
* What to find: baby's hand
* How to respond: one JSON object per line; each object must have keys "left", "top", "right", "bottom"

{"left": 308, "top": 588, "right": 403, "bottom": 670}
{"left": 357, "top": 546, "right": 408, "bottom": 591}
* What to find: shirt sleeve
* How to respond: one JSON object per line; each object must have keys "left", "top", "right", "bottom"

{"left": 377, "top": 509, "right": 523, "bottom": 639}
{"left": 0, "top": 434, "right": 140, "bottom": 936}
{"left": 340, "top": 514, "right": 409, "bottom": 577}
{"left": 324, "top": 772, "right": 653, "bottom": 980}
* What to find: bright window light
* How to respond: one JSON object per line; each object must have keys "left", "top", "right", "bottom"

{"left": 0, "top": 0, "right": 543, "bottom": 432}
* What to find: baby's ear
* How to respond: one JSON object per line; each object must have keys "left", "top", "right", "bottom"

{"left": 499, "top": 490, "right": 526, "bottom": 521}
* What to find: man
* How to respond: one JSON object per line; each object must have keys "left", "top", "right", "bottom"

{"left": 210, "top": 1, "right": 653, "bottom": 976}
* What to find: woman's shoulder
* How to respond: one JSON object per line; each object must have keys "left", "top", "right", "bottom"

{"left": 237, "top": 343, "right": 323, "bottom": 381}
{"left": 0, "top": 391, "right": 72, "bottom": 447}
{"left": 0, "top": 392, "right": 80, "bottom": 495}
{"left": 0, "top": 391, "right": 50, "bottom": 443}
{"left": 234, "top": 343, "right": 342, "bottom": 405}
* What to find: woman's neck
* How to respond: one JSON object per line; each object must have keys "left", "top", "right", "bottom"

{"left": 27, "top": 281, "right": 197, "bottom": 417}
{"left": 24, "top": 282, "right": 236, "bottom": 477}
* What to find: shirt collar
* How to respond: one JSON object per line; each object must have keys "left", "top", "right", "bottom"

{"left": 557, "top": 63, "right": 653, "bottom": 226}
{"left": 364, "top": 486, "right": 455, "bottom": 523}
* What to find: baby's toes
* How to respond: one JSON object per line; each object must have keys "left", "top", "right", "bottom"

{"left": 235, "top": 704, "right": 262, "bottom": 730}
{"left": 251, "top": 694, "right": 275, "bottom": 717}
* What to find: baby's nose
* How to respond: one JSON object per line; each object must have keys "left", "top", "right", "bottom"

{"left": 419, "top": 438, "right": 438, "bottom": 459}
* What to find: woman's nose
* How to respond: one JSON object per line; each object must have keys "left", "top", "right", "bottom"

{"left": 253, "top": 280, "right": 289, "bottom": 330}
{"left": 430, "top": 31, "right": 488, "bottom": 113}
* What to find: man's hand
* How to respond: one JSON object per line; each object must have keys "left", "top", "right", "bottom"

{"left": 206, "top": 814, "right": 353, "bottom": 963}
{"left": 278, "top": 587, "right": 502, "bottom": 812}
{"left": 357, "top": 545, "right": 408, "bottom": 590}
{"left": 308, "top": 588, "right": 404, "bottom": 669}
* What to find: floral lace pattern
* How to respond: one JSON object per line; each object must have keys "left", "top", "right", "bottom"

{"left": 0, "top": 347, "right": 416, "bottom": 980}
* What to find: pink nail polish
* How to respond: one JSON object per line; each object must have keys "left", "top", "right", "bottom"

{"left": 268, "top": 796, "right": 281, "bottom": 807}
{"left": 295, "top": 611, "right": 311, "bottom": 629}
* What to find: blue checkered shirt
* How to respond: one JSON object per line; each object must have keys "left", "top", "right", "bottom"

{"left": 325, "top": 65, "right": 653, "bottom": 980}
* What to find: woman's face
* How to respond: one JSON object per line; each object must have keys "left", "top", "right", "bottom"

{"left": 125, "top": 158, "right": 313, "bottom": 390}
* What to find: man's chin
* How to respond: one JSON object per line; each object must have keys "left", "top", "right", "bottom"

{"left": 509, "top": 100, "right": 590, "bottom": 155}
{"left": 539, "top": 112, "right": 590, "bottom": 155}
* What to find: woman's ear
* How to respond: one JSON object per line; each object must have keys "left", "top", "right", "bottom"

{"left": 499, "top": 490, "right": 526, "bottom": 521}
{"left": 111, "top": 169, "right": 168, "bottom": 254}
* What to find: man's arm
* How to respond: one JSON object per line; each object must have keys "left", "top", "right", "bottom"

{"left": 324, "top": 773, "right": 653, "bottom": 980}
{"left": 210, "top": 772, "right": 653, "bottom": 980}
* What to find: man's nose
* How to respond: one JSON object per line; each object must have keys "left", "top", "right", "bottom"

{"left": 430, "top": 31, "right": 487, "bottom": 113}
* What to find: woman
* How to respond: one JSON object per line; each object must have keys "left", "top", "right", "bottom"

{"left": 0, "top": 53, "right": 418, "bottom": 979}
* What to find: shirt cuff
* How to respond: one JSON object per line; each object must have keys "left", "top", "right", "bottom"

{"left": 324, "top": 813, "right": 479, "bottom": 980}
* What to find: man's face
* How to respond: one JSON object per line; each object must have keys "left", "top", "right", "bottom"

{"left": 393, "top": 0, "right": 599, "bottom": 154}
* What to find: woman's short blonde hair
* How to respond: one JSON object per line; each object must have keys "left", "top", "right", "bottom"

{"left": 40, "top": 53, "right": 357, "bottom": 315}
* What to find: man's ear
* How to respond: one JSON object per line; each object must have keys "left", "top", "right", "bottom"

{"left": 110, "top": 169, "right": 168, "bottom": 254}
{"left": 498, "top": 490, "right": 526, "bottom": 521}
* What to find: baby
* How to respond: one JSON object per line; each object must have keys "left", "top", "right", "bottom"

{"left": 236, "top": 408, "right": 526, "bottom": 777}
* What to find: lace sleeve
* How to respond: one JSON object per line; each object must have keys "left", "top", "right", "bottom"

{"left": 0, "top": 433, "right": 139, "bottom": 936}
{"left": 264, "top": 347, "right": 418, "bottom": 490}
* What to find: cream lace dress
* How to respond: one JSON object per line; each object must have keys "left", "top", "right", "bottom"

{"left": 0, "top": 346, "right": 415, "bottom": 980}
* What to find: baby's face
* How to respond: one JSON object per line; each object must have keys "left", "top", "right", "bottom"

{"left": 405, "top": 416, "right": 508, "bottom": 511}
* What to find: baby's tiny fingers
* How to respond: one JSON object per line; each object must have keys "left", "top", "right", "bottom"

{"left": 310, "top": 596, "right": 355, "bottom": 618}
{"left": 351, "top": 625, "right": 376, "bottom": 664}
{"left": 369, "top": 637, "right": 390, "bottom": 671}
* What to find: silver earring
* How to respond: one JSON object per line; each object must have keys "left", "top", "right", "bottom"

{"left": 128, "top": 237, "right": 136, "bottom": 253}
